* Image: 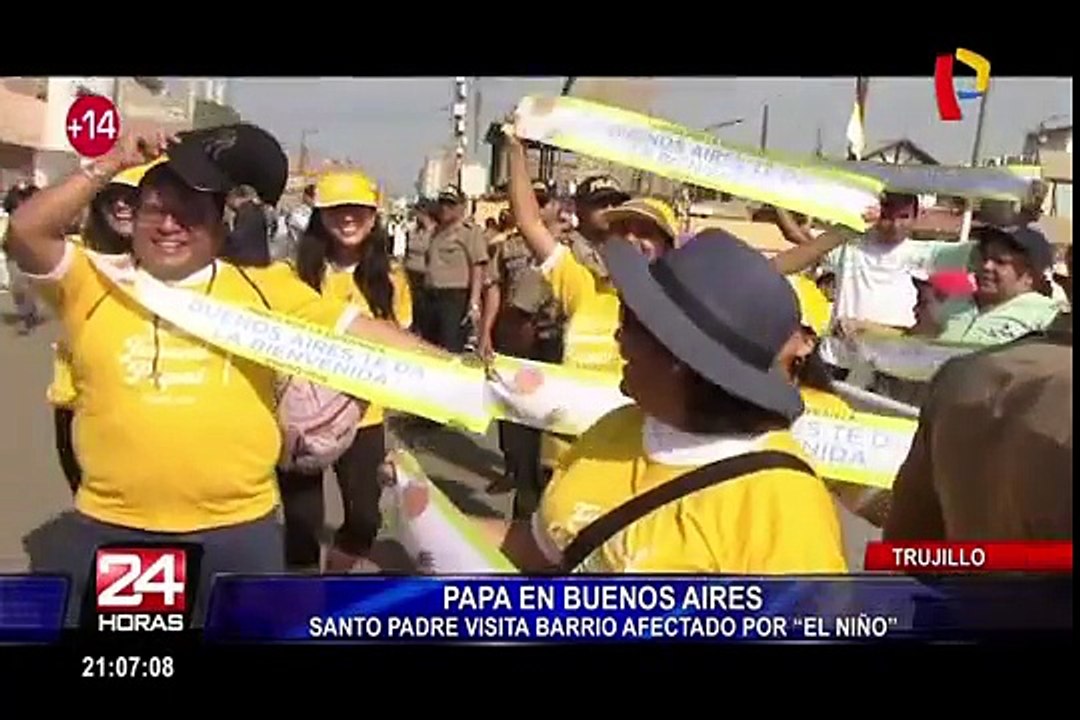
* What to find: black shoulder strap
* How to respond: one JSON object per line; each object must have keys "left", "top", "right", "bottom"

{"left": 234, "top": 265, "right": 272, "bottom": 310}
{"left": 558, "top": 450, "right": 816, "bottom": 573}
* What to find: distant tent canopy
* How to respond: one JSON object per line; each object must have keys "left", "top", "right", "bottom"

{"left": 863, "top": 139, "right": 940, "bottom": 166}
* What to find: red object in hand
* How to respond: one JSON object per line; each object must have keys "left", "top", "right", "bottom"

{"left": 929, "top": 270, "right": 976, "bottom": 299}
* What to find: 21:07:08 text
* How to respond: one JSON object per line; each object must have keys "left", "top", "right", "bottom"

{"left": 82, "top": 655, "right": 175, "bottom": 678}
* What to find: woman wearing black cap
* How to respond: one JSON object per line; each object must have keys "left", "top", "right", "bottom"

{"left": 932, "top": 225, "right": 1059, "bottom": 346}
{"left": 5, "top": 128, "right": 446, "bottom": 624}
{"left": 487, "top": 231, "right": 847, "bottom": 574}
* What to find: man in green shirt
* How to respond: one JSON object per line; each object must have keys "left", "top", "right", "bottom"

{"left": 935, "top": 225, "right": 1058, "bottom": 346}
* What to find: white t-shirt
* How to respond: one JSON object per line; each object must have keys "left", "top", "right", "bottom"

{"left": 820, "top": 233, "right": 973, "bottom": 367}
{"left": 824, "top": 233, "right": 976, "bottom": 326}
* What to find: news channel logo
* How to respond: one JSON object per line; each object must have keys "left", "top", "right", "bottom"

{"left": 934, "top": 49, "right": 991, "bottom": 122}
{"left": 94, "top": 547, "right": 188, "bottom": 633}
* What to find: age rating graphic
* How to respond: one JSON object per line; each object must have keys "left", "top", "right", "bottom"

{"left": 66, "top": 94, "right": 121, "bottom": 158}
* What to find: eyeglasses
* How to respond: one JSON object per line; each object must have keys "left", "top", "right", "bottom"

{"left": 135, "top": 201, "right": 217, "bottom": 229}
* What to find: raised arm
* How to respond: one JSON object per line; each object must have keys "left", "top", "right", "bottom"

{"left": 6, "top": 134, "right": 166, "bottom": 274}
{"left": 771, "top": 227, "right": 852, "bottom": 275}
{"left": 774, "top": 207, "right": 814, "bottom": 246}
{"left": 504, "top": 129, "right": 559, "bottom": 262}
{"left": 772, "top": 205, "right": 879, "bottom": 275}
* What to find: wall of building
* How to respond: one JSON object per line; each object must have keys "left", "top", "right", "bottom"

{"left": 42, "top": 78, "right": 115, "bottom": 152}
{"left": 0, "top": 143, "right": 35, "bottom": 190}
{"left": 33, "top": 149, "right": 80, "bottom": 188}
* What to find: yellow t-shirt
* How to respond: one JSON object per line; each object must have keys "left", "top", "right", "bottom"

{"left": 318, "top": 263, "right": 413, "bottom": 427}
{"left": 543, "top": 245, "right": 621, "bottom": 373}
{"left": 541, "top": 245, "right": 623, "bottom": 467}
{"left": 32, "top": 243, "right": 357, "bottom": 532}
{"left": 533, "top": 405, "right": 849, "bottom": 574}
{"left": 45, "top": 235, "right": 85, "bottom": 408}
{"left": 799, "top": 385, "right": 853, "bottom": 418}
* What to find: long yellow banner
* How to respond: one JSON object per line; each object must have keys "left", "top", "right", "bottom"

{"left": 514, "top": 95, "right": 884, "bottom": 231}
{"left": 87, "top": 250, "right": 917, "bottom": 489}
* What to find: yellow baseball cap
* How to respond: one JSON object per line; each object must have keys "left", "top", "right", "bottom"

{"left": 111, "top": 157, "right": 167, "bottom": 188}
{"left": 600, "top": 197, "right": 678, "bottom": 242}
{"left": 315, "top": 171, "right": 379, "bottom": 209}
{"left": 787, "top": 275, "right": 831, "bottom": 336}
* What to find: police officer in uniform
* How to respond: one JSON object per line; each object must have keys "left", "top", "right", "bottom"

{"left": 561, "top": 175, "right": 630, "bottom": 279}
{"left": 426, "top": 186, "right": 488, "bottom": 352}
{"left": 480, "top": 181, "right": 564, "bottom": 518}
{"left": 405, "top": 199, "right": 437, "bottom": 341}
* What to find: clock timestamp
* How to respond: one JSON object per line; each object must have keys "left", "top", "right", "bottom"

{"left": 82, "top": 655, "right": 175, "bottom": 679}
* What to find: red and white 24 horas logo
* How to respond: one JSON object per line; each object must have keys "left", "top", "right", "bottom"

{"left": 95, "top": 548, "right": 187, "bottom": 632}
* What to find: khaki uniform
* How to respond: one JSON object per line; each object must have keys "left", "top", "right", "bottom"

{"left": 487, "top": 231, "right": 564, "bottom": 520}
{"left": 404, "top": 225, "right": 434, "bottom": 341}
{"left": 488, "top": 232, "right": 563, "bottom": 348}
{"left": 426, "top": 220, "right": 487, "bottom": 290}
{"left": 426, "top": 219, "right": 487, "bottom": 352}
{"left": 404, "top": 226, "right": 431, "bottom": 275}
{"left": 562, "top": 229, "right": 608, "bottom": 280}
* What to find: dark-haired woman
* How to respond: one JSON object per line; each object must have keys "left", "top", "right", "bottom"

{"left": 46, "top": 161, "right": 160, "bottom": 493}
{"left": 281, "top": 170, "right": 412, "bottom": 573}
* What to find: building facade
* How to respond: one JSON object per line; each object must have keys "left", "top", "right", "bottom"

{"left": 1, "top": 77, "right": 195, "bottom": 191}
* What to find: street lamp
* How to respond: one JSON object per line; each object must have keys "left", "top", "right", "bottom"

{"left": 705, "top": 117, "right": 744, "bottom": 132}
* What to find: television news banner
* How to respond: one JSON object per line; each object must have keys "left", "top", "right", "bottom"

{"left": 6, "top": 95, "right": 1071, "bottom": 681}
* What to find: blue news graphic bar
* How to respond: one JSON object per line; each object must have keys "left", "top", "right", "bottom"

{"left": 203, "top": 575, "right": 1073, "bottom": 644}
{"left": 0, "top": 576, "right": 68, "bottom": 643}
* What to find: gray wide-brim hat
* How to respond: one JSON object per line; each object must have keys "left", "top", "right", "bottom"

{"left": 602, "top": 229, "right": 804, "bottom": 421}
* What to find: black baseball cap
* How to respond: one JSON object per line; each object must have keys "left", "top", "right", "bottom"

{"left": 972, "top": 224, "right": 1054, "bottom": 273}
{"left": 575, "top": 175, "right": 630, "bottom": 206}
{"left": 437, "top": 185, "right": 466, "bottom": 204}
{"left": 162, "top": 124, "right": 289, "bottom": 206}
{"left": 532, "top": 179, "right": 554, "bottom": 205}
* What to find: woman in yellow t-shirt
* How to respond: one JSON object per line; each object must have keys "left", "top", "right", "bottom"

{"left": 490, "top": 230, "right": 847, "bottom": 574}
{"left": 48, "top": 159, "right": 162, "bottom": 494}
{"left": 281, "top": 170, "right": 413, "bottom": 573}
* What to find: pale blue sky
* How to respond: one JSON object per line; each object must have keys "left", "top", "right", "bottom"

{"left": 225, "top": 77, "right": 1072, "bottom": 197}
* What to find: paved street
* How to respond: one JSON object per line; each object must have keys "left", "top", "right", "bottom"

{"left": 0, "top": 297, "right": 876, "bottom": 574}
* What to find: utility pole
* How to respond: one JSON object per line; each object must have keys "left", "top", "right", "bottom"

{"left": 471, "top": 77, "right": 482, "bottom": 163}
{"left": 759, "top": 104, "right": 769, "bottom": 151}
{"left": 453, "top": 77, "right": 468, "bottom": 188}
{"left": 959, "top": 82, "right": 992, "bottom": 243}
{"left": 969, "top": 89, "right": 990, "bottom": 167}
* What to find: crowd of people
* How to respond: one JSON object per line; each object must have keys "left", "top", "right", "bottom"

{"left": 0, "top": 110, "right": 1071, "bottom": 624}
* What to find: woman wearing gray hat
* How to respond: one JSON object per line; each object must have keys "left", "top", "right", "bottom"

{"left": 489, "top": 230, "right": 848, "bottom": 574}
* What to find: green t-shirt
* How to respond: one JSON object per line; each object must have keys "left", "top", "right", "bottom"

{"left": 937, "top": 291, "right": 1059, "bottom": 346}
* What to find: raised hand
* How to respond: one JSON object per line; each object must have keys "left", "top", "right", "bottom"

{"left": 96, "top": 129, "right": 176, "bottom": 175}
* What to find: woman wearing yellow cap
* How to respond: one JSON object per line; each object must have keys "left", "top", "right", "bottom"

{"left": 48, "top": 159, "right": 162, "bottom": 494}
{"left": 281, "top": 170, "right": 413, "bottom": 572}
